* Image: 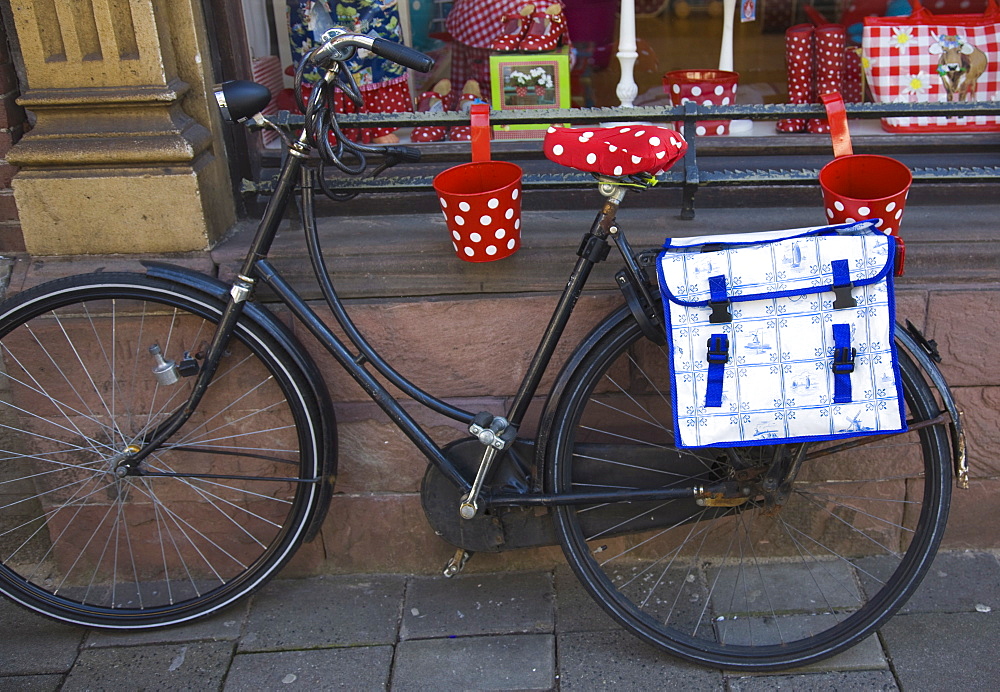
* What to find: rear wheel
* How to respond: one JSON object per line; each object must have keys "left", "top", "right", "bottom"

{"left": 547, "top": 313, "right": 951, "bottom": 670}
{"left": 0, "top": 274, "right": 326, "bottom": 628}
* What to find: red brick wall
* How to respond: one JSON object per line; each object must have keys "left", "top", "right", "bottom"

{"left": 0, "top": 13, "right": 24, "bottom": 253}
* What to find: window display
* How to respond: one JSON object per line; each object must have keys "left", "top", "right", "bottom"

{"left": 238, "top": 0, "right": 999, "bottom": 145}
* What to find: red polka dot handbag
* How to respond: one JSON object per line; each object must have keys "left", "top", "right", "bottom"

{"left": 862, "top": 0, "right": 1000, "bottom": 132}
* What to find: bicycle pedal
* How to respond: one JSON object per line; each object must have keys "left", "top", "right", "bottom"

{"left": 443, "top": 549, "right": 472, "bottom": 578}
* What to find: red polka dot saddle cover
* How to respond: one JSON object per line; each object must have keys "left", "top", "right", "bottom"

{"left": 543, "top": 125, "right": 688, "bottom": 178}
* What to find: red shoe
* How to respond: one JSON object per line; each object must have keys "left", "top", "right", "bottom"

{"left": 490, "top": 3, "right": 535, "bottom": 52}
{"left": 410, "top": 79, "right": 450, "bottom": 143}
{"left": 520, "top": 5, "right": 568, "bottom": 52}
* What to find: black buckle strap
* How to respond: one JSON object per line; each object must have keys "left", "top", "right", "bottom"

{"left": 832, "top": 346, "right": 856, "bottom": 374}
{"left": 709, "top": 300, "right": 732, "bottom": 324}
{"left": 707, "top": 335, "right": 730, "bottom": 364}
{"left": 832, "top": 284, "right": 857, "bottom": 310}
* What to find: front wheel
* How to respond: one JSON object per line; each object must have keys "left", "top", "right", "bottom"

{"left": 546, "top": 312, "right": 952, "bottom": 671}
{"left": 0, "top": 273, "right": 327, "bottom": 628}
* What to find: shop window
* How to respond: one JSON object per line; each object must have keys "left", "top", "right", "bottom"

{"left": 231, "top": 1, "right": 997, "bottom": 150}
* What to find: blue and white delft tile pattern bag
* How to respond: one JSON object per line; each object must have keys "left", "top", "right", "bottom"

{"left": 656, "top": 221, "right": 907, "bottom": 449}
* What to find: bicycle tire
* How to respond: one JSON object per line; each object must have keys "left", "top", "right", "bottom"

{"left": 546, "top": 310, "right": 952, "bottom": 670}
{"left": 0, "top": 273, "right": 326, "bottom": 628}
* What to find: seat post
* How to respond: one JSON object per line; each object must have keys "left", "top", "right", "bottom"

{"left": 591, "top": 182, "right": 629, "bottom": 237}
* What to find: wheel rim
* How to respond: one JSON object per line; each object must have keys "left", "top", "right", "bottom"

{"left": 550, "top": 319, "right": 950, "bottom": 669}
{"left": 0, "top": 281, "right": 320, "bottom": 626}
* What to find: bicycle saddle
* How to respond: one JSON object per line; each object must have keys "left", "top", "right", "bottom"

{"left": 543, "top": 125, "right": 688, "bottom": 177}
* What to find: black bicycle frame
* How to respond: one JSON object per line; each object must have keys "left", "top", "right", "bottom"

{"left": 127, "top": 142, "right": 696, "bottom": 506}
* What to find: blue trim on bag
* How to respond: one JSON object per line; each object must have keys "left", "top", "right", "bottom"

{"left": 669, "top": 421, "right": 909, "bottom": 449}
{"left": 654, "top": 223, "right": 908, "bottom": 450}
{"left": 656, "top": 221, "right": 895, "bottom": 309}
{"left": 661, "top": 220, "right": 876, "bottom": 251}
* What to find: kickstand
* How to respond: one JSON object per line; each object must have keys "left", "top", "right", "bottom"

{"left": 443, "top": 549, "right": 472, "bottom": 578}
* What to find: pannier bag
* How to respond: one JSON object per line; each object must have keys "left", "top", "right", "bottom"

{"left": 656, "top": 221, "right": 907, "bottom": 449}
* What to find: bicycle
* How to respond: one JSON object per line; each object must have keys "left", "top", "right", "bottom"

{"left": 0, "top": 29, "right": 967, "bottom": 671}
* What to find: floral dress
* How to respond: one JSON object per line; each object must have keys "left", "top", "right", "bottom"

{"left": 287, "top": 0, "right": 412, "bottom": 142}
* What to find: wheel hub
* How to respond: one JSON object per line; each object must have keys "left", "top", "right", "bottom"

{"left": 109, "top": 445, "right": 141, "bottom": 477}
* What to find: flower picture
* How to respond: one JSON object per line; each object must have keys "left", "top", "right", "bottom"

{"left": 489, "top": 53, "right": 571, "bottom": 139}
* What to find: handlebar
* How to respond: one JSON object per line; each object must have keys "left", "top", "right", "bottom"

{"left": 371, "top": 38, "right": 434, "bottom": 73}
{"left": 310, "top": 30, "right": 433, "bottom": 73}
{"left": 218, "top": 30, "right": 433, "bottom": 193}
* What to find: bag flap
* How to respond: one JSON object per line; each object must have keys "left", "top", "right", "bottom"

{"left": 658, "top": 221, "right": 895, "bottom": 307}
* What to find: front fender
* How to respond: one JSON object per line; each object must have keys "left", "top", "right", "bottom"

{"left": 142, "top": 261, "right": 338, "bottom": 539}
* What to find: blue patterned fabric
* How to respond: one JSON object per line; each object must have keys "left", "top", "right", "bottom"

{"left": 287, "top": 0, "right": 408, "bottom": 87}
{"left": 656, "top": 221, "right": 907, "bottom": 449}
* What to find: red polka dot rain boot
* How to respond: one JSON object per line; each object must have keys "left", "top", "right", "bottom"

{"left": 808, "top": 25, "right": 846, "bottom": 134}
{"left": 777, "top": 24, "right": 814, "bottom": 133}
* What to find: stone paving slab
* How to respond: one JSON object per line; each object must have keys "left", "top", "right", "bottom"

{"left": 709, "top": 560, "right": 861, "bottom": 613}
{"left": 553, "top": 565, "right": 619, "bottom": 633}
{"left": 557, "top": 629, "right": 723, "bottom": 690}
{"left": 400, "top": 571, "right": 553, "bottom": 640}
{"left": 392, "top": 633, "right": 555, "bottom": 691}
{"left": 861, "top": 549, "right": 1000, "bottom": 614}
{"left": 239, "top": 575, "right": 406, "bottom": 652}
{"left": 84, "top": 605, "right": 248, "bottom": 649}
{"left": 4, "top": 253, "right": 216, "bottom": 295}
{"left": 0, "top": 598, "right": 85, "bottom": 676}
{"left": 224, "top": 646, "right": 393, "bottom": 691}
{"left": 0, "top": 674, "right": 64, "bottom": 692}
{"left": 716, "top": 615, "right": 887, "bottom": 673}
{"left": 60, "top": 641, "right": 234, "bottom": 691}
{"left": 880, "top": 611, "right": 1000, "bottom": 690}
{"left": 727, "top": 670, "right": 900, "bottom": 691}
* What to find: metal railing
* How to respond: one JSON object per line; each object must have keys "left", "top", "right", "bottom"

{"left": 250, "top": 100, "right": 1000, "bottom": 218}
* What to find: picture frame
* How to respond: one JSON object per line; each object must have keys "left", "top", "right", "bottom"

{"left": 489, "top": 51, "right": 571, "bottom": 139}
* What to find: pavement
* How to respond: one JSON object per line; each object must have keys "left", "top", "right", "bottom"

{"left": 1, "top": 549, "right": 998, "bottom": 691}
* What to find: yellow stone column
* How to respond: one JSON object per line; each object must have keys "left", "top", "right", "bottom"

{"left": 7, "top": 0, "right": 235, "bottom": 255}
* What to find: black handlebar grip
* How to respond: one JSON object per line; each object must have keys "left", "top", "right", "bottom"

{"left": 371, "top": 38, "right": 434, "bottom": 73}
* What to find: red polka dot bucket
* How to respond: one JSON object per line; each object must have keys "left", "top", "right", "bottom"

{"left": 432, "top": 103, "right": 524, "bottom": 262}
{"left": 819, "top": 155, "right": 911, "bottom": 236}
{"left": 433, "top": 161, "right": 523, "bottom": 262}
{"left": 818, "top": 94, "right": 912, "bottom": 237}
{"left": 663, "top": 70, "right": 739, "bottom": 136}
